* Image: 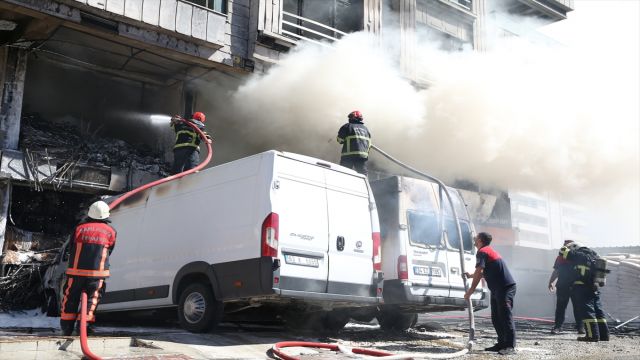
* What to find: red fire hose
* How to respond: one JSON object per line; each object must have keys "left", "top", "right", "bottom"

{"left": 79, "top": 292, "right": 101, "bottom": 360}
{"left": 272, "top": 341, "right": 394, "bottom": 360}
{"left": 108, "top": 116, "right": 213, "bottom": 210}
{"left": 79, "top": 116, "right": 213, "bottom": 360}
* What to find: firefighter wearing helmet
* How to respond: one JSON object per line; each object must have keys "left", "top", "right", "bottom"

{"left": 336, "top": 110, "right": 371, "bottom": 175}
{"left": 170, "top": 111, "right": 212, "bottom": 174}
{"left": 60, "top": 201, "right": 116, "bottom": 335}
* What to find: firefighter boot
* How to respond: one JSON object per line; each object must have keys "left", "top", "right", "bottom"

{"left": 60, "top": 320, "right": 75, "bottom": 336}
{"left": 598, "top": 320, "right": 610, "bottom": 341}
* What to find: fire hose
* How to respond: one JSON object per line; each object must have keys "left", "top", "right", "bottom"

{"left": 78, "top": 116, "right": 213, "bottom": 360}
{"left": 272, "top": 146, "right": 475, "bottom": 360}
{"left": 369, "top": 144, "right": 475, "bottom": 353}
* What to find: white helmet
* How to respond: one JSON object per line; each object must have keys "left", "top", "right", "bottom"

{"left": 88, "top": 201, "right": 110, "bottom": 220}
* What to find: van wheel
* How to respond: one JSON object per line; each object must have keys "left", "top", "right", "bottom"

{"left": 178, "top": 283, "right": 223, "bottom": 333}
{"left": 377, "top": 311, "right": 418, "bottom": 331}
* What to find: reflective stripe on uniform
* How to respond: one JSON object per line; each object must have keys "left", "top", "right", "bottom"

{"left": 66, "top": 268, "right": 110, "bottom": 277}
{"left": 576, "top": 264, "right": 590, "bottom": 276}
{"left": 87, "top": 279, "right": 104, "bottom": 322}
{"left": 583, "top": 318, "right": 596, "bottom": 338}
{"left": 174, "top": 130, "right": 199, "bottom": 149}
{"left": 342, "top": 135, "right": 371, "bottom": 157}
{"left": 60, "top": 277, "right": 75, "bottom": 320}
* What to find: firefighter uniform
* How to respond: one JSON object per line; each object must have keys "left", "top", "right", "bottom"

{"left": 171, "top": 118, "right": 207, "bottom": 174}
{"left": 560, "top": 245, "right": 610, "bottom": 342}
{"left": 60, "top": 220, "right": 116, "bottom": 335}
{"left": 337, "top": 112, "right": 371, "bottom": 175}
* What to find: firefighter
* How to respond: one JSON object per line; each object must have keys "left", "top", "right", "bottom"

{"left": 548, "top": 239, "right": 585, "bottom": 334}
{"left": 464, "top": 232, "right": 517, "bottom": 355}
{"left": 559, "top": 242, "right": 610, "bottom": 342}
{"left": 337, "top": 110, "right": 371, "bottom": 175}
{"left": 171, "top": 111, "right": 212, "bottom": 174}
{"left": 60, "top": 201, "right": 116, "bottom": 336}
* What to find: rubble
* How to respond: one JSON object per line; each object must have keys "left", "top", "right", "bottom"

{"left": 19, "top": 113, "right": 170, "bottom": 177}
{"left": 0, "top": 264, "right": 50, "bottom": 312}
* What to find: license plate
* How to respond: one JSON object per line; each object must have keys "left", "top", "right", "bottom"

{"left": 284, "top": 254, "right": 319, "bottom": 267}
{"left": 414, "top": 266, "right": 442, "bottom": 277}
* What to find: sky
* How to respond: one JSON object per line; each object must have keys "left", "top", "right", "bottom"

{"left": 198, "top": 0, "right": 640, "bottom": 247}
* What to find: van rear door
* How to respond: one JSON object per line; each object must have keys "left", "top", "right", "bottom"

{"left": 441, "top": 187, "right": 478, "bottom": 299}
{"left": 403, "top": 178, "right": 449, "bottom": 297}
{"left": 275, "top": 157, "right": 330, "bottom": 294}
{"left": 325, "top": 170, "right": 375, "bottom": 297}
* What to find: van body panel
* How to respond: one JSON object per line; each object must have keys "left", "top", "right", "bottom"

{"left": 98, "top": 150, "right": 381, "bottom": 313}
{"left": 275, "top": 157, "right": 330, "bottom": 293}
{"left": 371, "top": 176, "right": 488, "bottom": 312}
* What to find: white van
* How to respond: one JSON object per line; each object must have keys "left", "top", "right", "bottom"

{"left": 45, "top": 151, "right": 383, "bottom": 332}
{"left": 369, "top": 176, "right": 488, "bottom": 330}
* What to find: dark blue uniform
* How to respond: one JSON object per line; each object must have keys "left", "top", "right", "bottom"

{"left": 477, "top": 246, "right": 517, "bottom": 349}
{"left": 172, "top": 119, "right": 206, "bottom": 174}
{"left": 337, "top": 119, "right": 371, "bottom": 175}
{"left": 560, "top": 245, "right": 609, "bottom": 341}
{"left": 553, "top": 256, "right": 583, "bottom": 331}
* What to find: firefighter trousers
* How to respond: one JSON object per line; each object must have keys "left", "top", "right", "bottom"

{"left": 172, "top": 147, "right": 200, "bottom": 174}
{"left": 60, "top": 276, "right": 105, "bottom": 334}
{"left": 554, "top": 286, "right": 583, "bottom": 330}
{"left": 572, "top": 285, "right": 609, "bottom": 341}
{"left": 340, "top": 157, "right": 368, "bottom": 175}
{"left": 490, "top": 284, "right": 517, "bottom": 349}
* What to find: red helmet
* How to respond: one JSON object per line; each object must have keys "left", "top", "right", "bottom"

{"left": 348, "top": 110, "right": 363, "bottom": 121}
{"left": 192, "top": 112, "right": 206, "bottom": 123}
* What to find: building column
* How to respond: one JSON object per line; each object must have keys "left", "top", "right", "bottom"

{"left": 0, "top": 46, "right": 28, "bottom": 150}
{"left": 0, "top": 181, "right": 10, "bottom": 271}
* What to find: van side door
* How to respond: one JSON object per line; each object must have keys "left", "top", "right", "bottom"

{"left": 275, "top": 158, "right": 330, "bottom": 294}
{"left": 325, "top": 171, "right": 376, "bottom": 297}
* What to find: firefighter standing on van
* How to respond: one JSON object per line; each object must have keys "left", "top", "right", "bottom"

{"left": 464, "top": 232, "right": 517, "bottom": 355}
{"left": 60, "top": 201, "right": 116, "bottom": 336}
{"left": 171, "top": 111, "right": 211, "bottom": 174}
{"left": 559, "top": 241, "right": 610, "bottom": 342}
{"left": 337, "top": 110, "right": 371, "bottom": 175}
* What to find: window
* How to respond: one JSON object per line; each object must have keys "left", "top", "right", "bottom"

{"left": 186, "top": 0, "right": 226, "bottom": 13}
{"left": 407, "top": 210, "right": 442, "bottom": 247}
{"left": 282, "top": 0, "right": 363, "bottom": 41}
{"left": 445, "top": 219, "right": 473, "bottom": 251}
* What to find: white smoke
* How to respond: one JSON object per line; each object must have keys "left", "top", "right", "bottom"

{"left": 195, "top": 2, "right": 639, "bottom": 246}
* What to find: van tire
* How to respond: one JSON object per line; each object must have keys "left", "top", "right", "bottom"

{"left": 322, "top": 311, "right": 350, "bottom": 332}
{"left": 177, "top": 283, "right": 223, "bottom": 333}
{"left": 377, "top": 311, "right": 418, "bottom": 331}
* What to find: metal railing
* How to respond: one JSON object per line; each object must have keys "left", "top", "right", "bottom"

{"left": 281, "top": 10, "right": 348, "bottom": 47}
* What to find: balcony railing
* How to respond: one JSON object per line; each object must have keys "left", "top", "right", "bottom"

{"left": 281, "top": 10, "right": 347, "bottom": 47}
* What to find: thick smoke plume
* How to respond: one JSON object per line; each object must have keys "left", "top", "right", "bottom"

{"left": 195, "top": 5, "right": 638, "bottom": 245}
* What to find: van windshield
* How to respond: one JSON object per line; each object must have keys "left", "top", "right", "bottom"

{"left": 407, "top": 210, "right": 441, "bottom": 247}
{"left": 445, "top": 218, "right": 473, "bottom": 251}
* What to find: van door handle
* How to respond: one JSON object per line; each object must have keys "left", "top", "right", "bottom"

{"left": 336, "top": 236, "right": 345, "bottom": 251}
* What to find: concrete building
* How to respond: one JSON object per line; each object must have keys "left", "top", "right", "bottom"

{"left": 0, "top": 0, "right": 573, "bottom": 308}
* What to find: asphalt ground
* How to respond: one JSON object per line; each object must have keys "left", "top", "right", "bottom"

{"left": 0, "top": 312, "right": 638, "bottom": 359}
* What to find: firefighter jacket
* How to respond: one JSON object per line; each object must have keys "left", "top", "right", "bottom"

{"left": 559, "top": 245, "right": 595, "bottom": 287}
{"left": 66, "top": 220, "right": 117, "bottom": 278}
{"left": 337, "top": 120, "right": 371, "bottom": 159}
{"left": 172, "top": 119, "right": 206, "bottom": 151}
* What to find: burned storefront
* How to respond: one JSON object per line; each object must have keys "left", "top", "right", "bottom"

{"left": 0, "top": 0, "right": 253, "bottom": 310}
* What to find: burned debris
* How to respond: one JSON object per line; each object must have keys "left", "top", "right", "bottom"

{"left": 0, "top": 113, "right": 171, "bottom": 311}
{"left": 19, "top": 113, "right": 170, "bottom": 179}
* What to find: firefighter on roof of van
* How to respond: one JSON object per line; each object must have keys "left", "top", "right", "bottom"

{"left": 464, "top": 232, "right": 517, "bottom": 355}
{"left": 559, "top": 241, "right": 610, "bottom": 342}
{"left": 171, "top": 111, "right": 212, "bottom": 174}
{"left": 60, "top": 201, "right": 116, "bottom": 336}
{"left": 337, "top": 110, "right": 371, "bottom": 175}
